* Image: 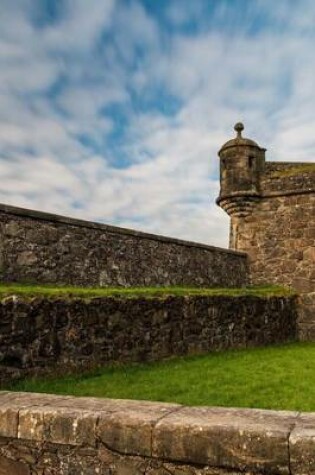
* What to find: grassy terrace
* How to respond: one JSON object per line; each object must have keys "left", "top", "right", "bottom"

{"left": 9, "top": 343, "right": 315, "bottom": 412}
{"left": 0, "top": 283, "right": 294, "bottom": 299}
{"left": 3, "top": 283, "right": 301, "bottom": 411}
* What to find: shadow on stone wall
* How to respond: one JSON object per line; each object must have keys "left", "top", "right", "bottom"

{"left": 0, "top": 294, "right": 298, "bottom": 386}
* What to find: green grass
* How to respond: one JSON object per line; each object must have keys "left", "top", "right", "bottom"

{"left": 0, "top": 283, "right": 294, "bottom": 300}
{"left": 9, "top": 343, "right": 315, "bottom": 412}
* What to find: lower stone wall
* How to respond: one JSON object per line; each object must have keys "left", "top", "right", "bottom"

{"left": 0, "top": 294, "right": 297, "bottom": 385}
{"left": 0, "top": 391, "right": 314, "bottom": 474}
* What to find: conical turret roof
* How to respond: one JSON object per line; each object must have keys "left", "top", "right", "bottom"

{"left": 219, "top": 123, "right": 262, "bottom": 153}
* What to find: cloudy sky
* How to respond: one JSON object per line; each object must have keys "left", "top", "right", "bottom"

{"left": 1, "top": 0, "right": 315, "bottom": 247}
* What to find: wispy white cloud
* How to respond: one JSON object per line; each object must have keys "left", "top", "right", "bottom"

{"left": 41, "top": 0, "right": 116, "bottom": 52}
{"left": 0, "top": 0, "right": 315, "bottom": 248}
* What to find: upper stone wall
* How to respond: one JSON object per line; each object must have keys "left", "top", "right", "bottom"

{"left": 0, "top": 203, "right": 248, "bottom": 288}
{"left": 261, "top": 162, "right": 315, "bottom": 194}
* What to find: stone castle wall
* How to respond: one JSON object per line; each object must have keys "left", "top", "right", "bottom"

{"left": 0, "top": 294, "right": 297, "bottom": 385}
{"left": 261, "top": 162, "right": 315, "bottom": 193}
{"left": 228, "top": 187, "right": 314, "bottom": 339}
{"left": 232, "top": 193, "right": 314, "bottom": 290}
{"left": 0, "top": 203, "right": 248, "bottom": 288}
{"left": 0, "top": 391, "right": 314, "bottom": 474}
{"left": 217, "top": 124, "right": 315, "bottom": 341}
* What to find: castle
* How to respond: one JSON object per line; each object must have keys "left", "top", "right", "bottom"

{"left": 0, "top": 125, "right": 314, "bottom": 474}
{"left": 0, "top": 123, "right": 313, "bottom": 337}
{"left": 217, "top": 123, "right": 315, "bottom": 339}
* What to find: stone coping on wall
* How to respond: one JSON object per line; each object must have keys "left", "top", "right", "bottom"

{"left": 0, "top": 391, "right": 314, "bottom": 474}
{"left": 0, "top": 202, "right": 246, "bottom": 256}
{"left": 217, "top": 188, "right": 315, "bottom": 203}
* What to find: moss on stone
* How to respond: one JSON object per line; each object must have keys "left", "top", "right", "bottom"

{"left": 268, "top": 163, "right": 315, "bottom": 178}
{"left": 0, "top": 283, "right": 296, "bottom": 301}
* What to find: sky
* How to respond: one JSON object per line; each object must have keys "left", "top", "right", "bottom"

{"left": 1, "top": 0, "right": 315, "bottom": 247}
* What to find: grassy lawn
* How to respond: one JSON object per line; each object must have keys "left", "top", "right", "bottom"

{"left": 0, "top": 283, "right": 294, "bottom": 299}
{"left": 9, "top": 342, "right": 315, "bottom": 412}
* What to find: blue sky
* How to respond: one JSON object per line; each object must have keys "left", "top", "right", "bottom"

{"left": 1, "top": 0, "right": 315, "bottom": 246}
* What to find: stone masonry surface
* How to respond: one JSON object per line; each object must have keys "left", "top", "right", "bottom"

{"left": 217, "top": 124, "right": 315, "bottom": 340}
{"left": 0, "top": 294, "right": 297, "bottom": 385}
{"left": 0, "top": 203, "right": 248, "bottom": 288}
{"left": 232, "top": 193, "right": 314, "bottom": 340}
{"left": 0, "top": 391, "right": 314, "bottom": 474}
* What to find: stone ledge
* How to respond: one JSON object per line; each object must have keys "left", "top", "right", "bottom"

{"left": 152, "top": 406, "right": 297, "bottom": 474}
{"left": 0, "top": 202, "right": 246, "bottom": 256}
{"left": 0, "top": 392, "right": 314, "bottom": 474}
{"left": 218, "top": 189, "right": 315, "bottom": 204}
{"left": 262, "top": 189, "right": 315, "bottom": 198}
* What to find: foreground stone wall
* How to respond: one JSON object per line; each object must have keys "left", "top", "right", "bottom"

{"left": 0, "top": 294, "right": 297, "bottom": 385}
{"left": 232, "top": 193, "right": 315, "bottom": 340}
{"left": 0, "top": 391, "right": 314, "bottom": 474}
{"left": 0, "top": 203, "right": 248, "bottom": 288}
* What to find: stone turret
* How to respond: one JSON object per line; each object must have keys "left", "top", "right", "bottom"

{"left": 216, "top": 123, "right": 266, "bottom": 219}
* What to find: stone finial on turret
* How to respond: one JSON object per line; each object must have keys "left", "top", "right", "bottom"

{"left": 234, "top": 122, "right": 244, "bottom": 138}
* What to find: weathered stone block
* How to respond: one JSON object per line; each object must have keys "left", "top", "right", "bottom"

{"left": 0, "top": 454, "right": 30, "bottom": 475}
{"left": 17, "top": 251, "right": 38, "bottom": 267}
{"left": 0, "top": 406, "right": 18, "bottom": 438}
{"left": 289, "top": 413, "right": 315, "bottom": 475}
{"left": 152, "top": 406, "right": 297, "bottom": 474}
{"left": 18, "top": 408, "right": 46, "bottom": 441}
{"left": 98, "top": 401, "right": 180, "bottom": 457}
{"left": 49, "top": 410, "right": 98, "bottom": 446}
